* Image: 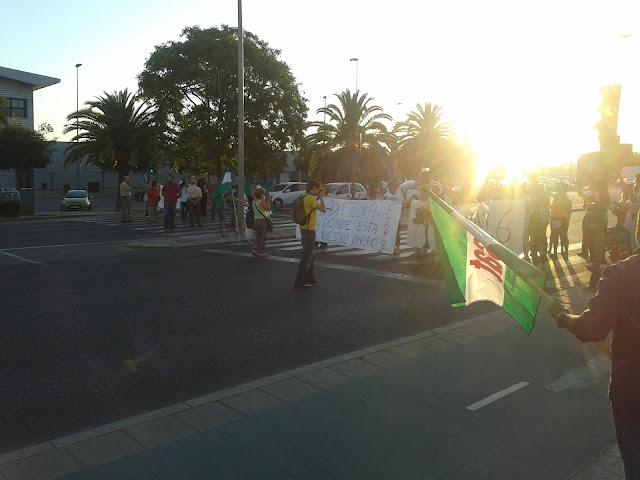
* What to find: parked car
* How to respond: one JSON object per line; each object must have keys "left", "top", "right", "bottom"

{"left": 60, "top": 189, "right": 92, "bottom": 211}
{"left": 269, "top": 182, "right": 307, "bottom": 208}
{"left": 325, "top": 182, "right": 368, "bottom": 200}
{"left": 0, "top": 188, "right": 21, "bottom": 216}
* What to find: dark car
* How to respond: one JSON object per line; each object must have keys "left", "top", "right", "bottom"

{"left": 0, "top": 188, "right": 21, "bottom": 216}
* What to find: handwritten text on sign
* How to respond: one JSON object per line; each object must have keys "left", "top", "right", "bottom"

{"left": 315, "top": 199, "right": 402, "bottom": 254}
{"left": 407, "top": 199, "right": 527, "bottom": 255}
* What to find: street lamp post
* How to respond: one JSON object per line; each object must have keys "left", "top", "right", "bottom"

{"left": 237, "top": 0, "right": 246, "bottom": 241}
{"left": 322, "top": 95, "right": 327, "bottom": 123}
{"left": 349, "top": 57, "right": 359, "bottom": 92}
{"left": 75, "top": 63, "right": 82, "bottom": 188}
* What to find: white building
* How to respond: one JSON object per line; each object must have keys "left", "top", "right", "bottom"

{"left": 0, "top": 65, "right": 60, "bottom": 187}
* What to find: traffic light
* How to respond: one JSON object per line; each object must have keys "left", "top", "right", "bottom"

{"left": 596, "top": 84, "right": 621, "bottom": 148}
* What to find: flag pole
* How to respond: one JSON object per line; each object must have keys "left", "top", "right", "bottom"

{"left": 428, "top": 190, "right": 612, "bottom": 360}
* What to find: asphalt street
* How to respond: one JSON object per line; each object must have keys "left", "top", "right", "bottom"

{"left": 0, "top": 210, "right": 614, "bottom": 479}
{"left": 0, "top": 216, "right": 492, "bottom": 454}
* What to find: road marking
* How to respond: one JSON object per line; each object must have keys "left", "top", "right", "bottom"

{"left": 203, "top": 249, "right": 442, "bottom": 286}
{"left": 0, "top": 250, "right": 46, "bottom": 265}
{"left": 0, "top": 239, "right": 150, "bottom": 251}
{"left": 466, "top": 381, "right": 530, "bottom": 411}
{"left": 545, "top": 356, "right": 610, "bottom": 392}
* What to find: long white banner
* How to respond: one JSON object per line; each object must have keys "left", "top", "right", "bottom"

{"left": 297, "top": 198, "right": 402, "bottom": 254}
{"left": 407, "top": 199, "right": 527, "bottom": 254}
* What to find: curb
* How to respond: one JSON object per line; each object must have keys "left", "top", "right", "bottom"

{"left": 0, "top": 309, "right": 511, "bottom": 475}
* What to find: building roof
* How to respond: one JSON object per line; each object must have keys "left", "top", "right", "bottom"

{"left": 0, "top": 66, "right": 60, "bottom": 91}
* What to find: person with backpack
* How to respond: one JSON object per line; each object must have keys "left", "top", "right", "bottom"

{"left": 294, "top": 179, "right": 326, "bottom": 288}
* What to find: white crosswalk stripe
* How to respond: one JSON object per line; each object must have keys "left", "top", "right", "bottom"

{"left": 69, "top": 215, "right": 295, "bottom": 236}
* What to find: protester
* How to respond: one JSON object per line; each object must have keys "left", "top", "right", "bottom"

{"left": 295, "top": 179, "right": 326, "bottom": 288}
{"left": 119, "top": 175, "right": 133, "bottom": 223}
{"left": 146, "top": 180, "right": 161, "bottom": 223}
{"left": 179, "top": 181, "right": 189, "bottom": 220}
{"left": 555, "top": 242, "right": 640, "bottom": 478}
{"left": 197, "top": 178, "right": 208, "bottom": 218}
{"left": 187, "top": 179, "right": 203, "bottom": 227}
{"left": 210, "top": 179, "right": 224, "bottom": 224}
{"left": 578, "top": 185, "right": 595, "bottom": 260}
{"left": 385, "top": 180, "right": 403, "bottom": 254}
{"left": 549, "top": 182, "right": 572, "bottom": 257}
{"left": 251, "top": 187, "right": 271, "bottom": 257}
{"left": 162, "top": 175, "right": 181, "bottom": 230}
{"left": 587, "top": 179, "right": 611, "bottom": 290}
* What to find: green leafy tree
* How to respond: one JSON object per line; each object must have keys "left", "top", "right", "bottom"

{"left": 64, "top": 89, "right": 162, "bottom": 210}
{"left": 0, "top": 98, "right": 7, "bottom": 126}
{"left": 138, "top": 25, "right": 307, "bottom": 180}
{"left": 0, "top": 124, "right": 52, "bottom": 187}
{"left": 394, "top": 103, "right": 450, "bottom": 179}
{"left": 305, "top": 90, "right": 395, "bottom": 184}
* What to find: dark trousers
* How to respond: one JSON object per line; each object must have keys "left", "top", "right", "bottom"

{"left": 188, "top": 201, "right": 202, "bottom": 226}
{"left": 296, "top": 230, "right": 316, "bottom": 286}
{"left": 200, "top": 197, "right": 207, "bottom": 217}
{"left": 613, "top": 400, "right": 640, "bottom": 479}
{"left": 550, "top": 218, "right": 570, "bottom": 253}
{"left": 211, "top": 207, "right": 224, "bottom": 223}
{"left": 180, "top": 202, "right": 188, "bottom": 219}
{"left": 164, "top": 202, "right": 177, "bottom": 228}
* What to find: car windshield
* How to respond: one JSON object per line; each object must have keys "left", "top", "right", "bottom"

{"left": 269, "top": 184, "right": 287, "bottom": 192}
{"left": 65, "top": 191, "right": 88, "bottom": 198}
{"left": 325, "top": 184, "right": 342, "bottom": 194}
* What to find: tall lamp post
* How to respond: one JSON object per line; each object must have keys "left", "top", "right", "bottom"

{"left": 349, "top": 57, "right": 359, "bottom": 92}
{"left": 75, "top": 63, "right": 82, "bottom": 188}
{"left": 236, "top": 0, "right": 246, "bottom": 241}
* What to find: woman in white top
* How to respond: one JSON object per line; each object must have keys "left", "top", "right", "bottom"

{"left": 179, "top": 181, "right": 189, "bottom": 220}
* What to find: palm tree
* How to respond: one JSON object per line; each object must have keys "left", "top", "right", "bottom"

{"left": 305, "top": 90, "right": 395, "bottom": 185}
{"left": 64, "top": 89, "right": 160, "bottom": 210}
{"left": 394, "top": 103, "right": 450, "bottom": 179}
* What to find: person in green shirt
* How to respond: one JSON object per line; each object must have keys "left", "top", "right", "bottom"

{"left": 210, "top": 179, "right": 225, "bottom": 224}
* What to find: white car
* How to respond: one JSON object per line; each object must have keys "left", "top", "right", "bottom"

{"left": 325, "top": 182, "right": 368, "bottom": 200}
{"left": 269, "top": 182, "right": 307, "bottom": 208}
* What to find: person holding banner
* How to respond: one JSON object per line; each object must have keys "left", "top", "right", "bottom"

{"left": 384, "top": 180, "right": 403, "bottom": 254}
{"left": 295, "top": 180, "right": 326, "bottom": 288}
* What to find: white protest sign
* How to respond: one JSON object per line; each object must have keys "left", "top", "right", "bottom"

{"left": 297, "top": 198, "right": 402, "bottom": 254}
{"left": 407, "top": 199, "right": 527, "bottom": 255}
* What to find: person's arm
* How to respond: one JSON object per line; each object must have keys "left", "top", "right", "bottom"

{"left": 556, "top": 264, "right": 625, "bottom": 342}
{"left": 260, "top": 197, "right": 269, "bottom": 211}
{"left": 317, "top": 189, "right": 327, "bottom": 213}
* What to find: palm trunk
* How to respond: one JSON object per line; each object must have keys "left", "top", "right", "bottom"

{"left": 115, "top": 169, "right": 127, "bottom": 212}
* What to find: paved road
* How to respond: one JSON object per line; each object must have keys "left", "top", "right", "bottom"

{"left": 0, "top": 217, "right": 493, "bottom": 454}
{"left": 0, "top": 210, "right": 614, "bottom": 478}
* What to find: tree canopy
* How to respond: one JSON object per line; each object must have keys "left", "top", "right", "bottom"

{"left": 305, "top": 90, "right": 395, "bottom": 184}
{"left": 0, "top": 124, "right": 52, "bottom": 187}
{"left": 138, "top": 25, "right": 308, "bottom": 179}
{"left": 64, "top": 89, "right": 162, "bottom": 177}
{"left": 393, "top": 103, "right": 450, "bottom": 179}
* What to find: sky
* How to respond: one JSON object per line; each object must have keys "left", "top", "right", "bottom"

{"left": 3, "top": 0, "right": 639, "bottom": 178}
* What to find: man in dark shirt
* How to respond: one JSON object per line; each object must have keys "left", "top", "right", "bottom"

{"left": 556, "top": 253, "right": 640, "bottom": 479}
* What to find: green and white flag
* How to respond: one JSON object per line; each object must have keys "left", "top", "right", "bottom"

{"left": 429, "top": 194, "right": 546, "bottom": 334}
{"left": 220, "top": 169, "right": 232, "bottom": 193}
